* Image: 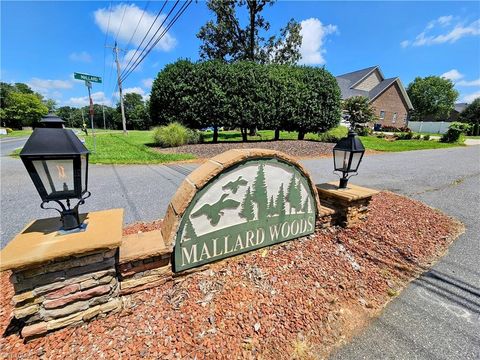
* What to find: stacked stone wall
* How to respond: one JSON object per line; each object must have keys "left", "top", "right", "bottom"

{"left": 11, "top": 249, "right": 121, "bottom": 338}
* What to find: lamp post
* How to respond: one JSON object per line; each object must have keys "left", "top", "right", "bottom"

{"left": 20, "top": 128, "right": 90, "bottom": 231}
{"left": 333, "top": 130, "right": 365, "bottom": 189}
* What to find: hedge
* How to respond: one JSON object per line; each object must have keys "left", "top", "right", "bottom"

{"left": 150, "top": 60, "right": 341, "bottom": 141}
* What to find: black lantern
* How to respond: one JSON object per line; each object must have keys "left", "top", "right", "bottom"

{"left": 20, "top": 128, "right": 90, "bottom": 230}
{"left": 333, "top": 130, "right": 365, "bottom": 189}
{"left": 39, "top": 113, "right": 66, "bottom": 128}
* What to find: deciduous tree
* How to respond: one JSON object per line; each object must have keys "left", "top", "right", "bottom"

{"left": 459, "top": 97, "right": 480, "bottom": 136}
{"left": 407, "top": 76, "right": 458, "bottom": 121}
{"left": 197, "top": 0, "right": 302, "bottom": 65}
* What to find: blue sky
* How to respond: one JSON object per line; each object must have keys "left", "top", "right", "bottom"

{"left": 1, "top": 1, "right": 479, "bottom": 108}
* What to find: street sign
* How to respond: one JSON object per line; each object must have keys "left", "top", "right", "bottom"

{"left": 74, "top": 72, "right": 102, "bottom": 83}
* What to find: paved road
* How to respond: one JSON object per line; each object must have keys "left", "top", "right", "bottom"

{"left": 0, "top": 136, "right": 28, "bottom": 157}
{"left": 1, "top": 146, "right": 479, "bottom": 359}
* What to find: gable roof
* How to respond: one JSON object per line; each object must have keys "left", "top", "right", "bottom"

{"left": 336, "top": 66, "right": 382, "bottom": 88}
{"left": 335, "top": 66, "right": 413, "bottom": 110}
{"left": 454, "top": 103, "right": 468, "bottom": 113}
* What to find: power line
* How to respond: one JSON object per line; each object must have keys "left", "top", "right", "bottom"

{"left": 124, "top": 0, "right": 151, "bottom": 54}
{"left": 121, "top": 0, "right": 191, "bottom": 82}
{"left": 120, "top": 1, "right": 168, "bottom": 81}
{"left": 114, "top": 5, "right": 127, "bottom": 43}
{"left": 102, "top": 1, "right": 113, "bottom": 100}
{"left": 120, "top": 0, "right": 180, "bottom": 80}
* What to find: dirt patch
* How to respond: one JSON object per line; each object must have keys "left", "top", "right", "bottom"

{"left": 155, "top": 140, "right": 336, "bottom": 160}
{"left": 0, "top": 192, "right": 463, "bottom": 359}
{"left": 123, "top": 220, "right": 163, "bottom": 236}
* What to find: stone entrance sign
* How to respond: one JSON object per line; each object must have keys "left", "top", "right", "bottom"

{"left": 161, "top": 149, "right": 320, "bottom": 272}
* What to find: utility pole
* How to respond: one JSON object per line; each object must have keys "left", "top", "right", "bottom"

{"left": 108, "top": 42, "right": 127, "bottom": 134}
{"left": 102, "top": 104, "right": 106, "bottom": 130}
{"left": 86, "top": 81, "right": 97, "bottom": 153}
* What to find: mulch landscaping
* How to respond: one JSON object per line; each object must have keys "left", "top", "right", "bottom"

{"left": 155, "top": 140, "right": 336, "bottom": 160}
{"left": 0, "top": 192, "right": 463, "bottom": 359}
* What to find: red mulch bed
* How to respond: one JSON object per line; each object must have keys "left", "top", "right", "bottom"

{"left": 155, "top": 140, "right": 336, "bottom": 159}
{"left": 123, "top": 220, "right": 163, "bottom": 236}
{"left": 0, "top": 192, "right": 462, "bottom": 359}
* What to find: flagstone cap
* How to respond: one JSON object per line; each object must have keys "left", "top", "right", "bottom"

{"left": 0, "top": 209, "right": 123, "bottom": 272}
{"left": 162, "top": 149, "right": 322, "bottom": 248}
{"left": 119, "top": 230, "right": 169, "bottom": 264}
{"left": 316, "top": 182, "right": 379, "bottom": 202}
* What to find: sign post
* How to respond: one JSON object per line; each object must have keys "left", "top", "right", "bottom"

{"left": 75, "top": 73, "right": 102, "bottom": 153}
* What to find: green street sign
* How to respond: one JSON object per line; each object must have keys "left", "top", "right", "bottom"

{"left": 74, "top": 72, "right": 102, "bottom": 83}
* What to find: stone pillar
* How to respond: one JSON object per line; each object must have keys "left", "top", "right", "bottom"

{"left": 316, "top": 183, "right": 379, "bottom": 228}
{"left": 0, "top": 209, "right": 123, "bottom": 339}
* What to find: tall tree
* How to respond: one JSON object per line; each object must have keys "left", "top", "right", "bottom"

{"left": 119, "top": 93, "right": 150, "bottom": 130}
{"left": 183, "top": 218, "right": 197, "bottom": 241}
{"left": 44, "top": 99, "right": 57, "bottom": 113}
{"left": 197, "top": 0, "right": 302, "bottom": 65}
{"left": 301, "top": 196, "right": 309, "bottom": 213}
{"left": 459, "top": 98, "right": 480, "bottom": 136}
{"left": 2, "top": 92, "right": 48, "bottom": 128}
{"left": 252, "top": 164, "right": 268, "bottom": 219}
{"left": 275, "top": 183, "right": 286, "bottom": 216}
{"left": 268, "top": 195, "right": 276, "bottom": 216}
{"left": 407, "top": 76, "right": 459, "bottom": 121}
{"left": 239, "top": 187, "right": 255, "bottom": 221}
{"left": 286, "top": 174, "right": 301, "bottom": 214}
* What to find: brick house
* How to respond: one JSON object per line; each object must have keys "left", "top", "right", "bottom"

{"left": 336, "top": 66, "right": 414, "bottom": 127}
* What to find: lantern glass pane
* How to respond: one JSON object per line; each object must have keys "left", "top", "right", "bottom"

{"left": 334, "top": 150, "right": 351, "bottom": 172}
{"left": 350, "top": 152, "right": 363, "bottom": 171}
{"left": 32, "top": 159, "right": 74, "bottom": 196}
{"left": 81, "top": 155, "right": 87, "bottom": 192}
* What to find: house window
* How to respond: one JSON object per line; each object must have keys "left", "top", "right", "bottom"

{"left": 392, "top": 112, "right": 397, "bottom": 123}
{"left": 379, "top": 110, "right": 385, "bottom": 120}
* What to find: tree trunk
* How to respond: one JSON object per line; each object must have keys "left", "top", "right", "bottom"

{"left": 475, "top": 121, "right": 479, "bottom": 136}
{"left": 213, "top": 126, "right": 218, "bottom": 143}
{"left": 274, "top": 128, "right": 280, "bottom": 140}
{"left": 241, "top": 128, "right": 248, "bottom": 142}
{"left": 298, "top": 131, "right": 305, "bottom": 140}
{"left": 248, "top": 1, "right": 255, "bottom": 61}
{"left": 249, "top": 127, "right": 257, "bottom": 136}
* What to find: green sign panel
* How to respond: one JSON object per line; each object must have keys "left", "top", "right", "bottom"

{"left": 74, "top": 72, "right": 102, "bottom": 83}
{"left": 174, "top": 158, "right": 317, "bottom": 272}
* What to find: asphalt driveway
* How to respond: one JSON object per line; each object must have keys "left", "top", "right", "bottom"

{"left": 1, "top": 145, "right": 479, "bottom": 359}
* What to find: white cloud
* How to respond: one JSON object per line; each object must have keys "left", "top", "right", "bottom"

{"left": 94, "top": 4, "right": 176, "bottom": 52}
{"left": 457, "top": 78, "right": 480, "bottom": 87}
{"left": 69, "top": 51, "right": 92, "bottom": 63}
{"left": 28, "top": 78, "right": 73, "bottom": 98}
{"left": 401, "top": 16, "right": 480, "bottom": 47}
{"left": 120, "top": 49, "right": 143, "bottom": 71}
{"left": 29, "top": 78, "right": 73, "bottom": 91}
{"left": 441, "top": 69, "right": 464, "bottom": 81}
{"left": 67, "top": 91, "right": 111, "bottom": 107}
{"left": 440, "top": 69, "right": 480, "bottom": 87}
{"left": 121, "top": 86, "right": 150, "bottom": 101}
{"left": 123, "top": 87, "right": 145, "bottom": 96}
{"left": 142, "top": 78, "right": 154, "bottom": 88}
{"left": 299, "top": 18, "right": 337, "bottom": 65}
{"left": 462, "top": 91, "right": 480, "bottom": 103}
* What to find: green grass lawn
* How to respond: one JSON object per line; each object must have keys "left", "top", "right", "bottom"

{"left": 0, "top": 129, "right": 33, "bottom": 138}
{"left": 9, "top": 126, "right": 464, "bottom": 164}
{"left": 81, "top": 131, "right": 195, "bottom": 164}
{"left": 359, "top": 136, "right": 463, "bottom": 151}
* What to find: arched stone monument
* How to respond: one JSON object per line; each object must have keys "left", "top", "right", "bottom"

{"left": 161, "top": 149, "right": 321, "bottom": 272}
